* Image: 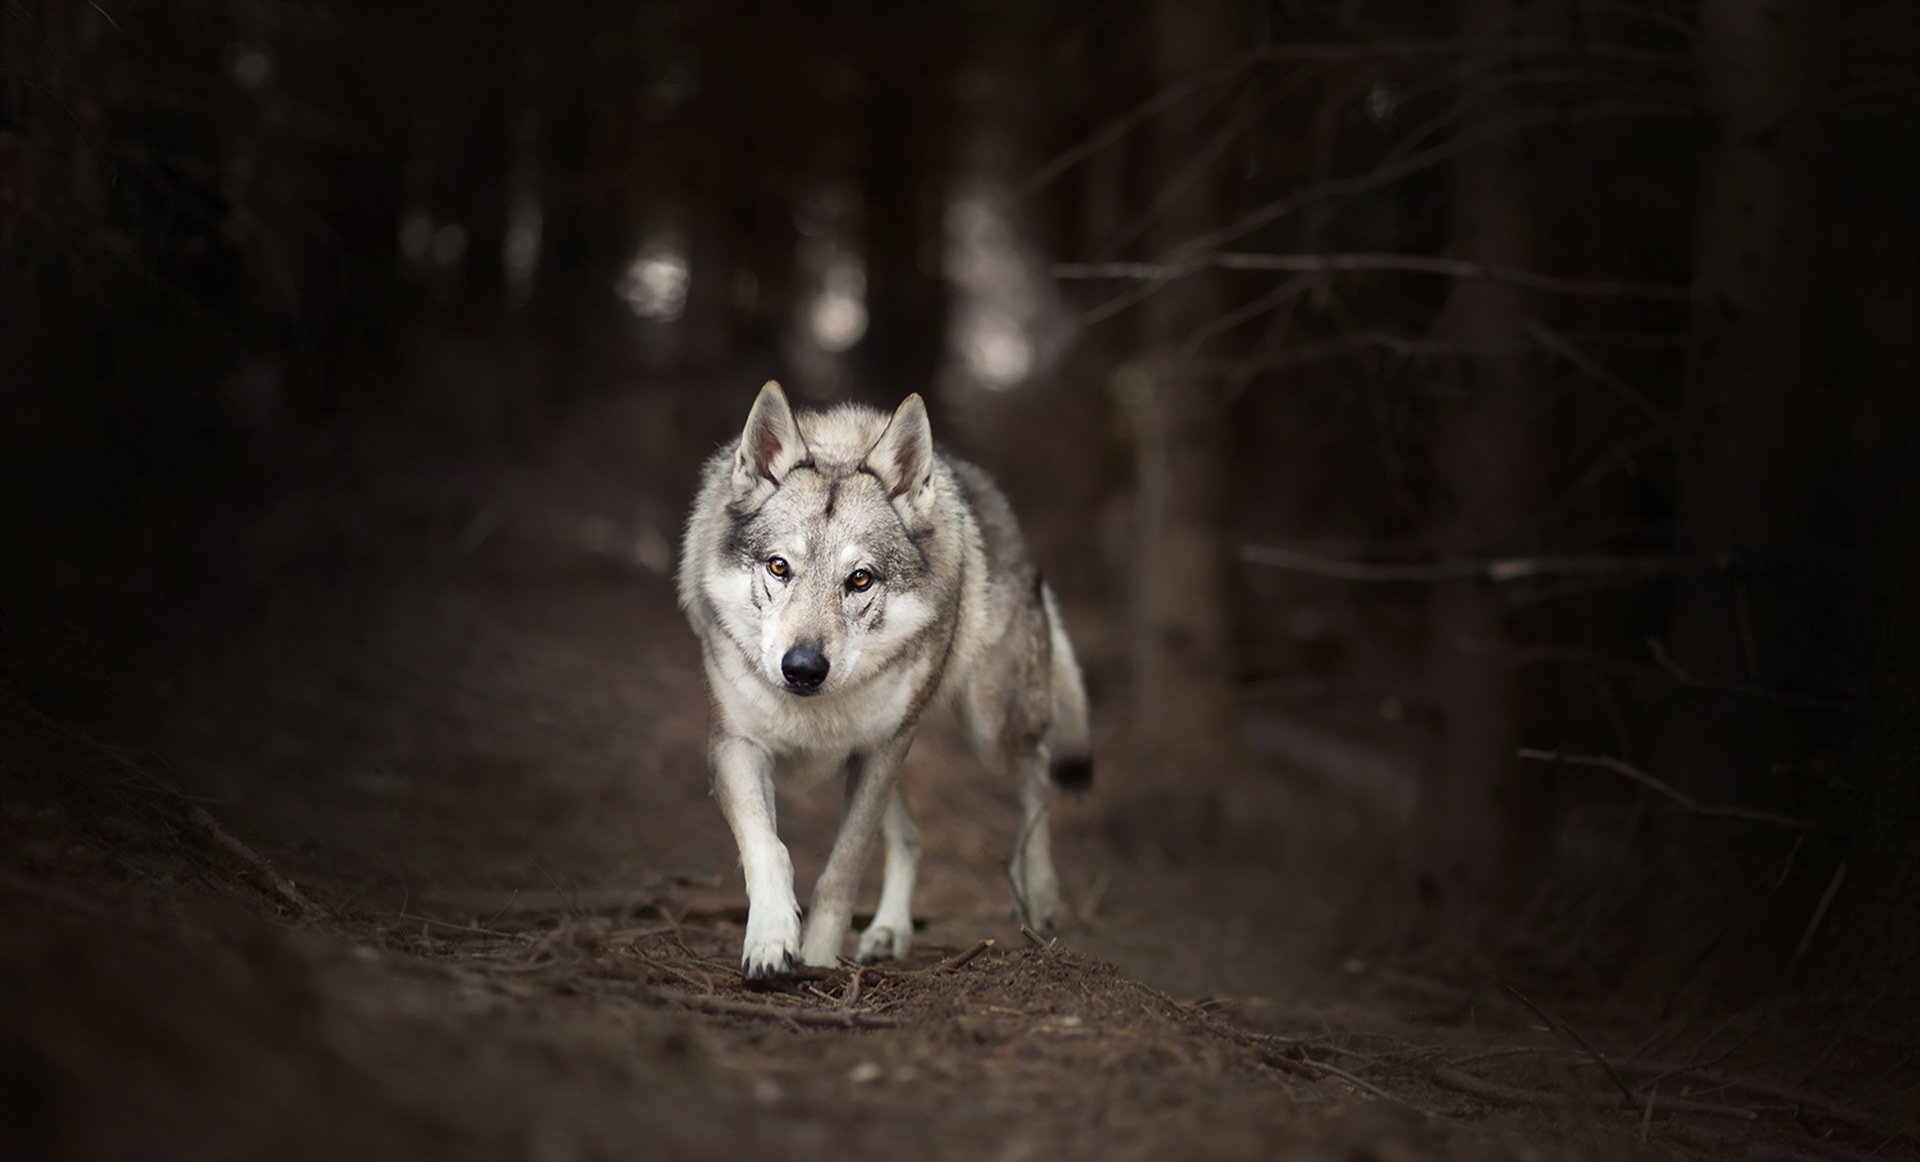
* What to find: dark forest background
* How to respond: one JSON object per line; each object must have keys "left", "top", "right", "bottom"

{"left": 4, "top": 0, "right": 1919, "bottom": 1027}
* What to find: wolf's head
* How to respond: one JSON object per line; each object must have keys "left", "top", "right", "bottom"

{"left": 709, "top": 382, "right": 944, "bottom": 698}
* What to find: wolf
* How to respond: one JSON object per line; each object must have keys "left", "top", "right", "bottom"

{"left": 677, "top": 381, "right": 1092, "bottom": 979}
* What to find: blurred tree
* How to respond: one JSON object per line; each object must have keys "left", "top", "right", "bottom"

{"left": 1823, "top": 410, "right": 1920, "bottom": 1014}
{"left": 1415, "top": 0, "right": 1552, "bottom": 915}
{"left": 1665, "top": 0, "right": 1825, "bottom": 794}
{"left": 860, "top": 12, "right": 954, "bottom": 399}
{"left": 1126, "top": 0, "right": 1242, "bottom": 776}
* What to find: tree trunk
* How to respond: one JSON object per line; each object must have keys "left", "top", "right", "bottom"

{"left": 1666, "top": 0, "right": 1823, "bottom": 795}
{"left": 1416, "top": 0, "right": 1551, "bottom": 914}
{"left": 1816, "top": 460, "right": 1920, "bottom": 1020}
{"left": 1813, "top": 228, "right": 1920, "bottom": 1020}
{"left": 1127, "top": 0, "right": 1240, "bottom": 772}
{"left": 860, "top": 36, "right": 951, "bottom": 401}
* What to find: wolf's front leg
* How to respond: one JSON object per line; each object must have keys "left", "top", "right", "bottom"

{"left": 800, "top": 738, "right": 911, "bottom": 967}
{"left": 711, "top": 736, "right": 800, "bottom": 979}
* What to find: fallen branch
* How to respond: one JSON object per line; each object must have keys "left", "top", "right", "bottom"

{"left": 669, "top": 992, "right": 901, "bottom": 1030}
{"left": 1504, "top": 985, "right": 1635, "bottom": 1101}
{"left": 369, "top": 910, "right": 519, "bottom": 940}
{"left": 3, "top": 688, "right": 326, "bottom": 920}
{"left": 1446, "top": 1045, "right": 1905, "bottom": 1135}
{"left": 1313, "top": 1057, "right": 1448, "bottom": 1118}
{"left": 1432, "top": 1066, "right": 1757, "bottom": 1121}
{"left": 1607, "top": 1056, "right": 1903, "bottom": 1135}
{"left": 1517, "top": 749, "right": 1811, "bottom": 831}
{"left": 1205, "top": 1019, "right": 1447, "bottom": 1116}
{"left": 177, "top": 800, "right": 327, "bottom": 919}
{"left": 839, "top": 965, "right": 867, "bottom": 1007}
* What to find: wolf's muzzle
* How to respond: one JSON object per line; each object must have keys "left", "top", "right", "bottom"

{"left": 780, "top": 645, "right": 830, "bottom": 692}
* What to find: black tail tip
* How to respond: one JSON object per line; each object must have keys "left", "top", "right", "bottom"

{"left": 1049, "top": 755, "right": 1094, "bottom": 792}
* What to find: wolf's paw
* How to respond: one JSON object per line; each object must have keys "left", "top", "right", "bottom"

{"left": 740, "top": 908, "right": 802, "bottom": 981}
{"left": 855, "top": 922, "right": 912, "bottom": 965}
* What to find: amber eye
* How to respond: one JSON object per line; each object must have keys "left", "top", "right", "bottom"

{"left": 847, "top": 569, "right": 874, "bottom": 592}
{"left": 766, "top": 556, "right": 790, "bottom": 579}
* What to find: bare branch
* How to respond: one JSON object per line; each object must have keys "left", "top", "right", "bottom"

{"left": 1018, "top": 59, "right": 1241, "bottom": 198}
{"left": 1238, "top": 544, "right": 1697, "bottom": 584}
{"left": 1067, "top": 101, "right": 1691, "bottom": 324}
{"left": 1171, "top": 102, "right": 1688, "bottom": 270}
{"left": 1056, "top": 251, "right": 1692, "bottom": 302}
{"left": 1022, "top": 34, "right": 1687, "bottom": 198}
{"left": 1786, "top": 861, "right": 1847, "bottom": 982}
{"left": 1182, "top": 273, "right": 1318, "bottom": 355}
{"left": 1646, "top": 637, "right": 1863, "bottom": 714}
{"left": 1542, "top": 424, "right": 1674, "bottom": 530}
{"left": 1525, "top": 321, "right": 1675, "bottom": 426}
{"left": 1517, "top": 749, "right": 1810, "bottom": 831}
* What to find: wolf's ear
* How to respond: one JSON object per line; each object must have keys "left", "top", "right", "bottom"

{"left": 731, "top": 381, "right": 808, "bottom": 500}
{"left": 862, "top": 393, "right": 936, "bottom": 517}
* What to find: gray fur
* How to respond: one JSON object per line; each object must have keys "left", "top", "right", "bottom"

{"left": 678, "top": 382, "right": 1092, "bottom": 978}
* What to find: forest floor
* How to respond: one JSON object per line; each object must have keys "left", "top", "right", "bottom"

{"left": 1, "top": 395, "right": 1910, "bottom": 1162}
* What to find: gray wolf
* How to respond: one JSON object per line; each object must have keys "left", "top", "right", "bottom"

{"left": 678, "top": 382, "right": 1092, "bottom": 979}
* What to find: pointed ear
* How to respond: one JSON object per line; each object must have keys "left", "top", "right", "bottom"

{"left": 731, "top": 381, "right": 808, "bottom": 500}
{"left": 862, "top": 393, "right": 936, "bottom": 516}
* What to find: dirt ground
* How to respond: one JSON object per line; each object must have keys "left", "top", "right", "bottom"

{"left": 2, "top": 398, "right": 1911, "bottom": 1162}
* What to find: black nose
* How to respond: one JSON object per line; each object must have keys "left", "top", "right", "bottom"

{"left": 780, "top": 646, "right": 830, "bottom": 689}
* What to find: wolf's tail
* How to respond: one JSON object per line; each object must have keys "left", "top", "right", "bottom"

{"left": 1040, "top": 584, "right": 1094, "bottom": 791}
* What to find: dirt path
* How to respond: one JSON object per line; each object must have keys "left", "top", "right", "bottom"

{"left": 0, "top": 407, "right": 1899, "bottom": 1161}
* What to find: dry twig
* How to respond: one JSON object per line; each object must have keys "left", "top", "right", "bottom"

{"left": 839, "top": 964, "right": 867, "bottom": 1007}
{"left": 936, "top": 938, "right": 997, "bottom": 973}
{"left": 1018, "top": 925, "right": 1055, "bottom": 950}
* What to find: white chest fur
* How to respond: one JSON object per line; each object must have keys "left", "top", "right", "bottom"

{"left": 704, "top": 641, "right": 922, "bottom": 768}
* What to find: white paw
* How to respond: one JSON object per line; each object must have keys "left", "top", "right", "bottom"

{"left": 855, "top": 921, "right": 912, "bottom": 964}
{"left": 741, "top": 907, "right": 801, "bottom": 981}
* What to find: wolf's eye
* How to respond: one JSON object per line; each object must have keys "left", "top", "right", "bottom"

{"left": 847, "top": 569, "right": 874, "bottom": 592}
{"left": 766, "top": 556, "right": 790, "bottom": 579}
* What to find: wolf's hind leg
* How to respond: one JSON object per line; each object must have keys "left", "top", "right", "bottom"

{"left": 855, "top": 788, "right": 920, "bottom": 964}
{"left": 711, "top": 736, "right": 800, "bottom": 980}
{"left": 801, "top": 737, "right": 910, "bottom": 967}
{"left": 1009, "top": 748, "right": 1060, "bottom": 930}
